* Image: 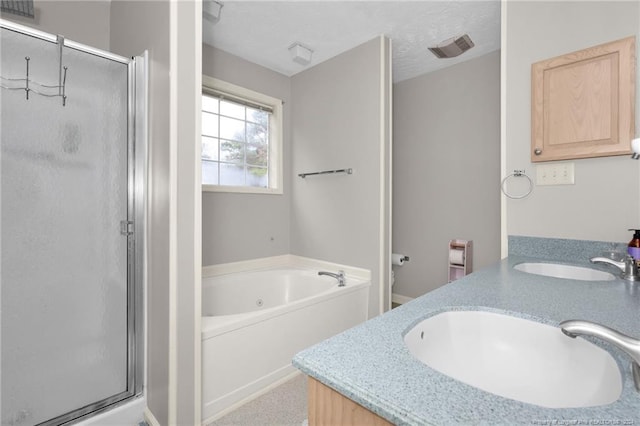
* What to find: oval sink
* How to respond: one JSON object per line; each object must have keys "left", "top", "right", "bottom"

{"left": 404, "top": 310, "right": 622, "bottom": 408}
{"left": 514, "top": 262, "right": 616, "bottom": 281}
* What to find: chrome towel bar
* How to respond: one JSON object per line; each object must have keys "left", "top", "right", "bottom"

{"left": 298, "top": 168, "right": 353, "bottom": 179}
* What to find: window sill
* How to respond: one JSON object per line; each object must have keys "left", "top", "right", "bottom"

{"left": 202, "top": 184, "right": 283, "bottom": 195}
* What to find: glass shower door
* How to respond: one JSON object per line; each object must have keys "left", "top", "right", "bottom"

{"left": 1, "top": 23, "right": 140, "bottom": 426}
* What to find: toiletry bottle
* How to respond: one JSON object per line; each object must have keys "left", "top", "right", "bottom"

{"left": 628, "top": 229, "right": 640, "bottom": 267}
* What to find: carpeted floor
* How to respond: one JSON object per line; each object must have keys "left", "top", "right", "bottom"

{"left": 207, "top": 373, "right": 308, "bottom": 426}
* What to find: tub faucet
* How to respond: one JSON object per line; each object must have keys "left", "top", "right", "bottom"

{"left": 318, "top": 270, "right": 346, "bottom": 286}
{"left": 590, "top": 255, "right": 640, "bottom": 281}
{"left": 560, "top": 320, "right": 640, "bottom": 392}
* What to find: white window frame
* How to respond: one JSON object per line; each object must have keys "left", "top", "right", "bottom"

{"left": 201, "top": 75, "right": 283, "bottom": 195}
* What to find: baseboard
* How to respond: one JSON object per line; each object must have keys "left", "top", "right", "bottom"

{"left": 144, "top": 407, "right": 161, "bottom": 426}
{"left": 392, "top": 293, "right": 414, "bottom": 305}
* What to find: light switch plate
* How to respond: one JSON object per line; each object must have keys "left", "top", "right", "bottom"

{"left": 536, "top": 162, "right": 575, "bottom": 185}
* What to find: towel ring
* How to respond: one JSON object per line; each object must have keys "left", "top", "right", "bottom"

{"left": 501, "top": 170, "right": 533, "bottom": 199}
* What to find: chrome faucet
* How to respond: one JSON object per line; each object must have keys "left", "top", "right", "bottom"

{"left": 590, "top": 255, "right": 640, "bottom": 281}
{"left": 560, "top": 320, "right": 640, "bottom": 392}
{"left": 318, "top": 270, "right": 346, "bottom": 286}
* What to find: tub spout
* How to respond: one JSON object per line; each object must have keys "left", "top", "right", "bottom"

{"left": 560, "top": 320, "right": 640, "bottom": 392}
{"left": 318, "top": 270, "right": 346, "bottom": 286}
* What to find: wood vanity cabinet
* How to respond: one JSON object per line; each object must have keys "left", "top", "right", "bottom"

{"left": 531, "top": 36, "right": 635, "bottom": 162}
{"left": 307, "top": 377, "right": 393, "bottom": 426}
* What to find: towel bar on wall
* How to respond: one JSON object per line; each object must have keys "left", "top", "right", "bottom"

{"left": 298, "top": 168, "right": 353, "bottom": 179}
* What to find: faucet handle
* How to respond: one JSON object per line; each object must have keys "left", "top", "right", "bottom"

{"left": 621, "top": 255, "right": 640, "bottom": 281}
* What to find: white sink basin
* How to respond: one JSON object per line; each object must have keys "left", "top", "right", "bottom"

{"left": 404, "top": 310, "right": 622, "bottom": 408}
{"left": 514, "top": 262, "right": 616, "bottom": 281}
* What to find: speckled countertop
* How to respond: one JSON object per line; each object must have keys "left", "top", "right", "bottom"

{"left": 292, "top": 237, "right": 640, "bottom": 425}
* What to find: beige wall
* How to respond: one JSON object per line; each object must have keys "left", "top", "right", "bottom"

{"left": 201, "top": 46, "right": 292, "bottom": 266}
{"left": 290, "top": 36, "right": 392, "bottom": 316}
{"left": 505, "top": 1, "right": 640, "bottom": 244}
{"left": 1, "top": 1, "right": 111, "bottom": 50}
{"left": 392, "top": 51, "right": 501, "bottom": 299}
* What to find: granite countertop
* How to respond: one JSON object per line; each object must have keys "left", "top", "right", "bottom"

{"left": 292, "top": 238, "right": 640, "bottom": 425}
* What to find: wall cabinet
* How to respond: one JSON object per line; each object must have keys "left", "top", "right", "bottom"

{"left": 531, "top": 36, "right": 635, "bottom": 162}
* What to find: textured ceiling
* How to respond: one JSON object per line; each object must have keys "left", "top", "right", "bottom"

{"left": 203, "top": 1, "right": 501, "bottom": 82}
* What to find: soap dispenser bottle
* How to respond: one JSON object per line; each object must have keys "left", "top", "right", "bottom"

{"left": 628, "top": 229, "right": 640, "bottom": 266}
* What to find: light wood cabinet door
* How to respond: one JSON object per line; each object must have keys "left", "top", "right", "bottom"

{"left": 307, "top": 377, "right": 393, "bottom": 426}
{"left": 531, "top": 36, "right": 636, "bottom": 162}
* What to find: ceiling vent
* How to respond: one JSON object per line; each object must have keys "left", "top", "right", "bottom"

{"left": 428, "top": 34, "right": 475, "bottom": 59}
{"left": 1, "top": 0, "right": 34, "bottom": 18}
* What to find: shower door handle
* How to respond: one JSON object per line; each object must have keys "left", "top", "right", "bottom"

{"left": 120, "top": 220, "right": 134, "bottom": 236}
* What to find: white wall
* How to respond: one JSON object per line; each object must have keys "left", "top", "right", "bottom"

{"left": 505, "top": 1, "right": 640, "bottom": 244}
{"left": 201, "top": 46, "right": 291, "bottom": 266}
{"left": 290, "top": 36, "right": 392, "bottom": 317}
{"left": 393, "top": 51, "right": 501, "bottom": 299}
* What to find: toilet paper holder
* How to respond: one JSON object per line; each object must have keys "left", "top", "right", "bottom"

{"left": 392, "top": 253, "right": 410, "bottom": 266}
{"left": 448, "top": 239, "right": 472, "bottom": 282}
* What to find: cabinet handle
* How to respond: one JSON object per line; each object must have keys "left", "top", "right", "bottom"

{"left": 534, "top": 148, "right": 542, "bottom": 155}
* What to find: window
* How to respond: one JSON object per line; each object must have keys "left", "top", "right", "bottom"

{"left": 201, "top": 76, "right": 283, "bottom": 194}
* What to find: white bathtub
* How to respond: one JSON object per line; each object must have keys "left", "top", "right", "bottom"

{"left": 201, "top": 255, "right": 371, "bottom": 423}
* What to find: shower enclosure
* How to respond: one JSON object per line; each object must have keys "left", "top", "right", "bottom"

{"left": 1, "top": 19, "right": 146, "bottom": 426}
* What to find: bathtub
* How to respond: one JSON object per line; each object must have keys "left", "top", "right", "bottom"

{"left": 201, "top": 255, "right": 371, "bottom": 422}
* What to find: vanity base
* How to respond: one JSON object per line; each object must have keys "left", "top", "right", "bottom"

{"left": 307, "top": 377, "right": 393, "bottom": 426}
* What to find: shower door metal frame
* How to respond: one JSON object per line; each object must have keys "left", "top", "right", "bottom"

{"left": 0, "top": 19, "right": 146, "bottom": 426}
